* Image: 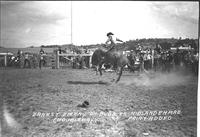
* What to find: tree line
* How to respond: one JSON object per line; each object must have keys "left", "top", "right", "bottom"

{"left": 30, "top": 38, "right": 198, "bottom": 53}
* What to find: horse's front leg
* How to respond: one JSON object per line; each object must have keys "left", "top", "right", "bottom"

{"left": 98, "top": 63, "right": 103, "bottom": 76}
{"left": 95, "top": 66, "right": 99, "bottom": 75}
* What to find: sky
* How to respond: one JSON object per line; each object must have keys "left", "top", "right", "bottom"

{"left": 0, "top": 1, "right": 199, "bottom": 48}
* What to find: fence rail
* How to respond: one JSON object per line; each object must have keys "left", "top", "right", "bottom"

{"left": 55, "top": 51, "right": 93, "bottom": 69}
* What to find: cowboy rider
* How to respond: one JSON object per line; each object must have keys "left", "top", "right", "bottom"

{"left": 105, "top": 32, "right": 124, "bottom": 52}
{"left": 104, "top": 32, "right": 124, "bottom": 70}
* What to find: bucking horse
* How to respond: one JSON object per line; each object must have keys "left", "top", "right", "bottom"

{"left": 91, "top": 48, "right": 135, "bottom": 83}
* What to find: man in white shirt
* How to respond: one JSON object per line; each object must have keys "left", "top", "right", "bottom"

{"left": 39, "top": 48, "right": 46, "bottom": 69}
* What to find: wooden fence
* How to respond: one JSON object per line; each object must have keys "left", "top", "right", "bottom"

{"left": 0, "top": 52, "right": 14, "bottom": 67}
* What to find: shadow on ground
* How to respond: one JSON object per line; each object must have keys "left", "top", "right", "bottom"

{"left": 67, "top": 80, "right": 109, "bottom": 85}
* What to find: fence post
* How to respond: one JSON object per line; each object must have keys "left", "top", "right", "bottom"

{"left": 152, "top": 50, "right": 154, "bottom": 69}
{"left": 4, "top": 54, "right": 7, "bottom": 67}
{"left": 56, "top": 51, "right": 60, "bottom": 69}
{"left": 89, "top": 55, "right": 92, "bottom": 68}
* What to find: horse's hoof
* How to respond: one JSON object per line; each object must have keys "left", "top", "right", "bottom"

{"left": 115, "top": 79, "right": 119, "bottom": 83}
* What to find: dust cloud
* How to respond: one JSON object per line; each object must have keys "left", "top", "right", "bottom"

{"left": 120, "top": 70, "right": 194, "bottom": 89}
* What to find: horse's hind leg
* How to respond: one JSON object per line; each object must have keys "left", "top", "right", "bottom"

{"left": 116, "top": 66, "right": 124, "bottom": 83}
{"left": 127, "top": 63, "right": 135, "bottom": 72}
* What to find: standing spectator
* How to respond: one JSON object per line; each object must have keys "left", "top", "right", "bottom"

{"left": 194, "top": 52, "right": 199, "bottom": 76}
{"left": 58, "top": 47, "right": 62, "bottom": 54}
{"left": 72, "top": 56, "right": 77, "bottom": 69}
{"left": 154, "top": 43, "right": 162, "bottom": 54}
{"left": 32, "top": 54, "right": 37, "bottom": 68}
{"left": 137, "top": 53, "right": 144, "bottom": 72}
{"left": 40, "top": 48, "right": 45, "bottom": 54}
{"left": 136, "top": 44, "right": 142, "bottom": 53}
{"left": 189, "top": 51, "right": 198, "bottom": 76}
{"left": 144, "top": 53, "right": 151, "bottom": 70}
{"left": 81, "top": 56, "right": 87, "bottom": 69}
{"left": 17, "top": 50, "right": 21, "bottom": 58}
{"left": 143, "top": 53, "right": 148, "bottom": 70}
{"left": 173, "top": 48, "right": 181, "bottom": 70}
{"left": 127, "top": 50, "right": 135, "bottom": 72}
{"left": 39, "top": 48, "right": 46, "bottom": 69}
{"left": 166, "top": 51, "right": 173, "bottom": 72}
{"left": 23, "top": 52, "right": 31, "bottom": 68}
{"left": 85, "top": 47, "right": 89, "bottom": 54}
{"left": 84, "top": 47, "right": 90, "bottom": 67}
{"left": 17, "top": 50, "right": 23, "bottom": 68}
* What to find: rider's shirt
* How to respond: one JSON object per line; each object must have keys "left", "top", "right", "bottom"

{"left": 105, "top": 35, "right": 121, "bottom": 51}
{"left": 106, "top": 35, "right": 121, "bottom": 45}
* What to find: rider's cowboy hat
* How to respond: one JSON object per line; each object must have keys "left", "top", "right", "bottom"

{"left": 107, "top": 32, "right": 114, "bottom": 36}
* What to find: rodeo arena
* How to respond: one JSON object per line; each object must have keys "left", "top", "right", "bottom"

{"left": 0, "top": 38, "right": 199, "bottom": 137}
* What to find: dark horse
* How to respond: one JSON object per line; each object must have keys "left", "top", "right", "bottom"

{"left": 92, "top": 48, "right": 134, "bottom": 83}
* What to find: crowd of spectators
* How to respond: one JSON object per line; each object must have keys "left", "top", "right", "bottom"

{"left": 125, "top": 44, "right": 198, "bottom": 75}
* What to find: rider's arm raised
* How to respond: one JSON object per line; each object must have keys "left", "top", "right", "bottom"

{"left": 116, "top": 38, "right": 124, "bottom": 43}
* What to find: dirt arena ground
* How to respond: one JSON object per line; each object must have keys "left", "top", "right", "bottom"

{"left": 0, "top": 68, "right": 198, "bottom": 137}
